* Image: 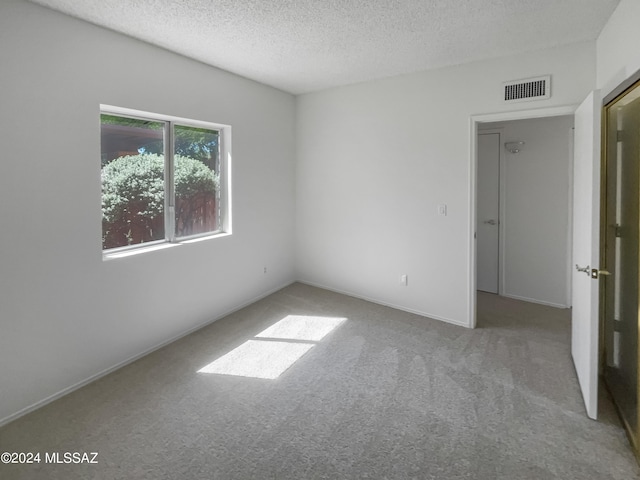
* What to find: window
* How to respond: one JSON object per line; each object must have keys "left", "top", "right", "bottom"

{"left": 100, "top": 107, "right": 230, "bottom": 252}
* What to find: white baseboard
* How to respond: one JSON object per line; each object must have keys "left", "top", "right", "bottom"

{"left": 0, "top": 281, "right": 295, "bottom": 428}
{"left": 298, "top": 280, "right": 470, "bottom": 329}
{"left": 502, "top": 293, "right": 569, "bottom": 309}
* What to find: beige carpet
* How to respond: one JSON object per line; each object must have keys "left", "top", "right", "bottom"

{"left": 1, "top": 283, "right": 638, "bottom": 479}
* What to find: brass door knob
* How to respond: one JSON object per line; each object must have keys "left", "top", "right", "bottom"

{"left": 591, "top": 269, "right": 611, "bottom": 279}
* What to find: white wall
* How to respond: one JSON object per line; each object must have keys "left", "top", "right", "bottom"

{"left": 481, "top": 116, "right": 574, "bottom": 308}
{"left": 296, "top": 42, "right": 595, "bottom": 326}
{"left": 0, "top": 0, "right": 296, "bottom": 424}
{"left": 597, "top": 0, "right": 640, "bottom": 97}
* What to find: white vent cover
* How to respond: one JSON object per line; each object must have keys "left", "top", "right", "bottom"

{"left": 503, "top": 75, "right": 550, "bottom": 102}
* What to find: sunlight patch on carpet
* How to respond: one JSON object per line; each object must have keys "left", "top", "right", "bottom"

{"left": 198, "top": 315, "right": 347, "bottom": 379}
{"left": 198, "top": 340, "right": 314, "bottom": 379}
{"left": 256, "top": 315, "right": 347, "bottom": 341}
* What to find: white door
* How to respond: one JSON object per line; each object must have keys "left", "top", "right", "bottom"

{"left": 571, "top": 90, "right": 601, "bottom": 419}
{"left": 477, "top": 133, "right": 500, "bottom": 293}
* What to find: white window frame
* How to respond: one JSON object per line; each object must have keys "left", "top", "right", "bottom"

{"left": 101, "top": 105, "right": 232, "bottom": 257}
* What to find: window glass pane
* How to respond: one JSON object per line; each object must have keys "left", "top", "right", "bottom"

{"left": 174, "top": 125, "right": 220, "bottom": 238}
{"left": 101, "top": 114, "right": 165, "bottom": 249}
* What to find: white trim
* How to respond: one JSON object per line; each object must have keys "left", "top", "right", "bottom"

{"left": 103, "top": 232, "right": 233, "bottom": 260}
{"left": 472, "top": 105, "right": 578, "bottom": 124}
{"left": 469, "top": 104, "right": 578, "bottom": 328}
{"left": 468, "top": 117, "right": 478, "bottom": 327}
{"left": 502, "top": 293, "right": 569, "bottom": 309}
{"left": 298, "top": 280, "right": 470, "bottom": 329}
{"left": 0, "top": 281, "right": 294, "bottom": 428}
{"left": 100, "top": 104, "right": 229, "bottom": 131}
{"left": 499, "top": 132, "right": 507, "bottom": 297}
{"left": 566, "top": 125, "right": 575, "bottom": 307}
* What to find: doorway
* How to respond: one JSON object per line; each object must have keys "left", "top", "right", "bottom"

{"left": 469, "top": 105, "right": 576, "bottom": 328}
{"left": 475, "top": 116, "right": 574, "bottom": 310}
{"left": 602, "top": 77, "right": 640, "bottom": 457}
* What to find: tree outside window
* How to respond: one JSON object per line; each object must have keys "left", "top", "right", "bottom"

{"left": 101, "top": 111, "right": 226, "bottom": 251}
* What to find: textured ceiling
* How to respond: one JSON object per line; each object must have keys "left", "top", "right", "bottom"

{"left": 29, "top": 0, "right": 619, "bottom": 94}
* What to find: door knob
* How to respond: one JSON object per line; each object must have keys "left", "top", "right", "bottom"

{"left": 591, "top": 268, "right": 611, "bottom": 279}
{"left": 483, "top": 219, "right": 497, "bottom": 225}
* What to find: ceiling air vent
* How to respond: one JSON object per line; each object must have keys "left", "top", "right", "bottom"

{"left": 503, "top": 75, "right": 550, "bottom": 102}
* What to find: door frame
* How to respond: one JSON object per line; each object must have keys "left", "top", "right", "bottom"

{"left": 601, "top": 69, "right": 640, "bottom": 456}
{"left": 468, "top": 105, "right": 577, "bottom": 328}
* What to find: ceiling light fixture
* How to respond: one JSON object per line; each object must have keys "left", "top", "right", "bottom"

{"left": 505, "top": 141, "right": 525, "bottom": 154}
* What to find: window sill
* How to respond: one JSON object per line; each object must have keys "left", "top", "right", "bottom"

{"left": 102, "top": 232, "right": 231, "bottom": 261}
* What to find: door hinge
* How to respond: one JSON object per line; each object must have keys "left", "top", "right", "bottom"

{"left": 617, "top": 130, "right": 624, "bottom": 142}
{"left": 614, "top": 224, "right": 622, "bottom": 238}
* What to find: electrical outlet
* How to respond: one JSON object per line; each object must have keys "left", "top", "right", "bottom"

{"left": 437, "top": 204, "right": 447, "bottom": 216}
{"left": 264, "top": 266, "right": 267, "bottom": 274}
{"left": 400, "top": 274, "right": 408, "bottom": 286}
